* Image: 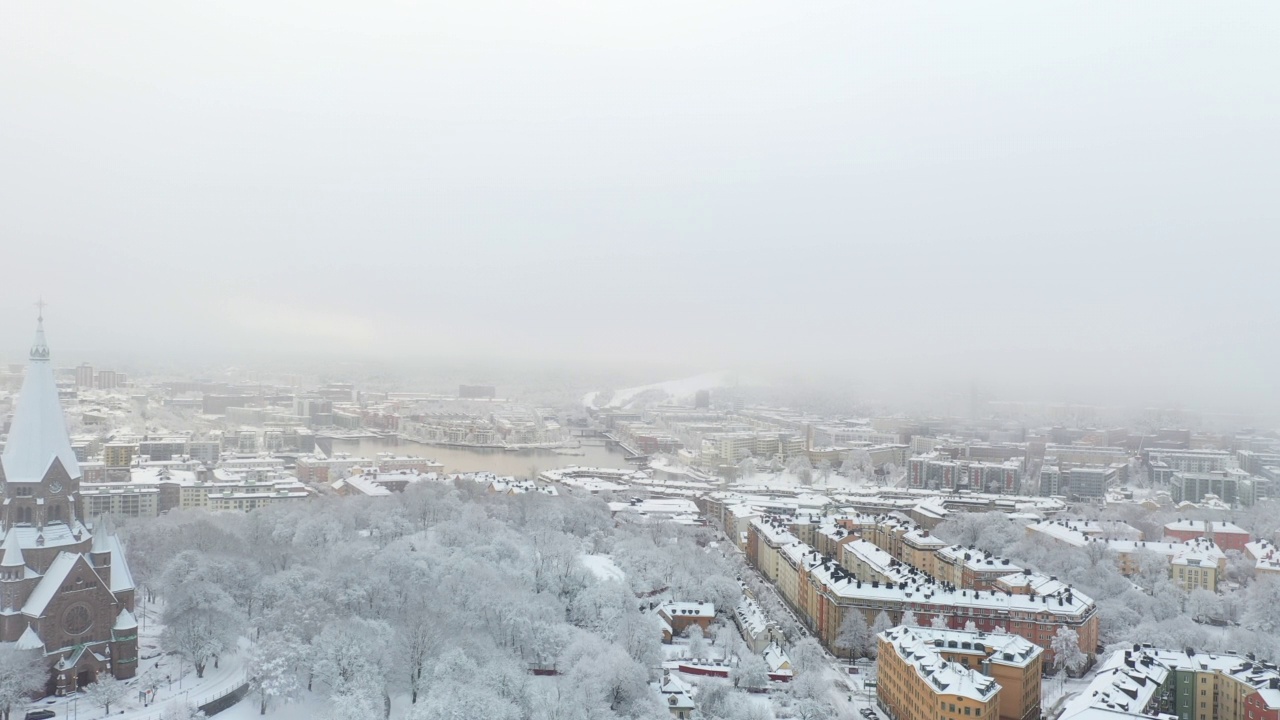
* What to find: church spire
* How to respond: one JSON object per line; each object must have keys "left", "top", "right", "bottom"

{"left": 1, "top": 527, "right": 25, "bottom": 568}
{"left": 30, "top": 299, "right": 49, "bottom": 361}
{"left": 1, "top": 309, "right": 81, "bottom": 483}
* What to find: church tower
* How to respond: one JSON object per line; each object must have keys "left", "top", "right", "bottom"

{"left": 0, "top": 310, "right": 81, "bottom": 535}
{"left": 0, "top": 311, "right": 138, "bottom": 689}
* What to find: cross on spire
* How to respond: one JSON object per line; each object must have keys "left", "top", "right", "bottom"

{"left": 35, "top": 298, "right": 47, "bottom": 322}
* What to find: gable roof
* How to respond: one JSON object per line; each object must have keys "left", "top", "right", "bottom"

{"left": 22, "top": 552, "right": 79, "bottom": 617}
{"left": 106, "top": 534, "right": 135, "bottom": 594}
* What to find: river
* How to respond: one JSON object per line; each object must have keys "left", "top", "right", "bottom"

{"left": 326, "top": 436, "right": 634, "bottom": 477}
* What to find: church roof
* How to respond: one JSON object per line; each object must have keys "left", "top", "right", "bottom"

{"left": 114, "top": 608, "right": 137, "bottom": 631}
{"left": 1, "top": 527, "right": 25, "bottom": 567}
{"left": 22, "top": 552, "right": 78, "bottom": 617}
{"left": 91, "top": 521, "right": 112, "bottom": 554}
{"left": 106, "top": 534, "right": 135, "bottom": 594}
{"left": 1, "top": 317, "right": 81, "bottom": 483}
{"left": 16, "top": 624, "right": 44, "bottom": 651}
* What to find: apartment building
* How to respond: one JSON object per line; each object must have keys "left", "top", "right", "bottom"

{"left": 877, "top": 626, "right": 1043, "bottom": 720}
{"left": 1246, "top": 540, "right": 1280, "bottom": 578}
{"left": 1147, "top": 449, "right": 1234, "bottom": 474}
{"left": 1029, "top": 520, "right": 1227, "bottom": 592}
{"left": 935, "top": 546, "right": 1022, "bottom": 591}
{"left": 1164, "top": 520, "right": 1252, "bottom": 553}
{"left": 1061, "top": 645, "right": 1280, "bottom": 720}
{"left": 907, "top": 453, "right": 1023, "bottom": 494}
{"left": 1171, "top": 471, "right": 1259, "bottom": 507}
{"left": 102, "top": 442, "right": 136, "bottom": 468}
{"left": 747, "top": 518, "right": 1099, "bottom": 666}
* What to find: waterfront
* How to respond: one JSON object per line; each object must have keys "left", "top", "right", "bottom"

{"left": 328, "top": 436, "right": 634, "bottom": 477}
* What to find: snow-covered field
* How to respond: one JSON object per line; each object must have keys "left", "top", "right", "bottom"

{"left": 583, "top": 372, "right": 728, "bottom": 410}
{"left": 580, "top": 553, "right": 626, "bottom": 583}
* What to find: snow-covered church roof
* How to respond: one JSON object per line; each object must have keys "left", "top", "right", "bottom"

{"left": 1, "top": 527, "right": 25, "bottom": 567}
{"left": 114, "top": 608, "right": 138, "bottom": 632}
{"left": 16, "top": 625, "right": 44, "bottom": 651}
{"left": 1, "top": 316, "right": 81, "bottom": 483}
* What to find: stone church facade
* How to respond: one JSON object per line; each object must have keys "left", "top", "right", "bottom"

{"left": 0, "top": 316, "right": 138, "bottom": 694}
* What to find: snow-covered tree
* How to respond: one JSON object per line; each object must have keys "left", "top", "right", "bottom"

{"left": 84, "top": 676, "right": 127, "bottom": 717}
{"left": 1187, "top": 588, "right": 1223, "bottom": 623}
{"left": 789, "top": 637, "right": 826, "bottom": 675}
{"left": 872, "top": 611, "right": 893, "bottom": 635}
{"left": 733, "top": 653, "right": 771, "bottom": 690}
{"left": 687, "top": 625, "right": 708, "bottom": 660}
{"left": 1242, "top": 576, "right": 1280, "bottom": 659}
{"left": 930, "top": 615, "right": 949, "bottom": 629}
{"left": 1050, "top": 627, "right": 1087, "bottom": 675}
{"left": 160, "top": 556, "right": 244, "bottom": 679}
{"left": 312, "top": 617, "right": 393, "bottom": 712}
{"left": 901, "top": 610, "right": 918, "bottom": 627}
{"left": 247, "top": 631, "right": 302, "bottom": 715}
{"left": 787, "top": 456, "right": 814, "bottom": 486}
{"left": 835, "top": 611, "right": 872, "bottom": 661}
{"left": 964, "top": 620, "right": 978, "bottom": 632}
{"left": 0, "top": 645, "right": 45, "bottom": 720}
{"left": 816, "top": 460, "right": 832, "bottom": 484}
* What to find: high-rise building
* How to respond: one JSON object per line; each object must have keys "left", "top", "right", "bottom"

{"left": 95, "top": 369, "right": 118, "bottom": 390}
{"left": 74, "top": 363, "right": 94, "bottom": 388}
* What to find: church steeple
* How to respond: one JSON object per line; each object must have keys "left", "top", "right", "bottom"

{"left": 1, "top": 528, "right": 24, "bottom": 570}
{"left": 1, "top": 309, "right": 81, "bottom": 485}
{"left": 29, "top": 300, "right": 50, "bottom": 361}
{"left": 2, "top": 309, "right": 82, "bottom": 530}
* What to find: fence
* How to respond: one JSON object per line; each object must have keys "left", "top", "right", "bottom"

{"left": 124, "top": 672, "right": 249, "bottom": 720}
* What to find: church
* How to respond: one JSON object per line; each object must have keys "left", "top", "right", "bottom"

{"left": 0, "top": 315, "right": 138, "bottom": 695}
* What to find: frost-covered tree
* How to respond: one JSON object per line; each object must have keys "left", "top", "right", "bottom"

{"left": 160, "top": 554, "right": 244, "bottom": 678}
{"left": 562, "top": 637, "right": 662, "bottom": 719}
{"left": 733, "top": 653, "right": 771, "bottom": 690}
{"left": 1050, "top": 627, "right": 1087, "bottom": 675}
{"left": 789, "top": 637, "right": 826, "bottom": 675}
{"left": 835, "top": 611, "right": 872, "bottom": 661}
{"left": 312, "top": 617, "right": 393, "bottom": 712}
{"left": 0, "top": 645, "right": 45, "bottom": 720}
{"left": 816, "top": 460, "right": 832, "bottom": 484}
{"left": 1242, "top": 576, "right": 1280, "bottom": 659}
{"left": 247, "top": 631, "right": 302, "bottom": 715}
{"left": 787, "top": 456, "right": 814, "bottom": 486}
{"left": 872, "top": 611, "right": 893, "bottom": 635}
{"left": 930, "top": 615, "right": 949, "bottom": 629}
{"left": 1187, "top": 588, "right": 1223, "bottom": 623}
{"left": 84, "top": 676, "right": 127, "bottom": 717}
{"left": 687, "top": 625, "right": 708, "bottom": 660}
{"left": 901, "top": 610, "right": 918, "bottom": 627}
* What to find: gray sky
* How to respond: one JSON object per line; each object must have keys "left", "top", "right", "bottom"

{"left": 1, "top": 2, "right": 1276, "bottom": 413}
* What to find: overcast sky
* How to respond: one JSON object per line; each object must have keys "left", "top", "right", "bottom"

{"left": 1, "top": 2, "right": 1276, "bottom": 413}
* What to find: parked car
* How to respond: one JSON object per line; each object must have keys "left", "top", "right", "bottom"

{"left": 25, "top": 710, "right": 57, "bottom": 720}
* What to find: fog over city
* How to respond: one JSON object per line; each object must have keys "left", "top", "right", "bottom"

{"left": 6, "top": 6, "right": 1280, "bottom": 720}
{"left": 2, "top": 3, "right": 1277, "bottom": 412}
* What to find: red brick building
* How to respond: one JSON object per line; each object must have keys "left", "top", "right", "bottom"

{"left": 0, "top": 317, "right": 138, "bottom": 694}
{"left": 1163, "top": 519, "right": 1251, "bottom": 553}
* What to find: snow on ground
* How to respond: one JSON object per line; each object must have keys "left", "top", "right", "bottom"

{"left": 580, "top": 554, "right": 626, "bottom": 583}
{"left": 218, "top": 690, "right": 333, "bottom": 720}
{"left": 585, "top": 372, "right": 728, "bottom": 410}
